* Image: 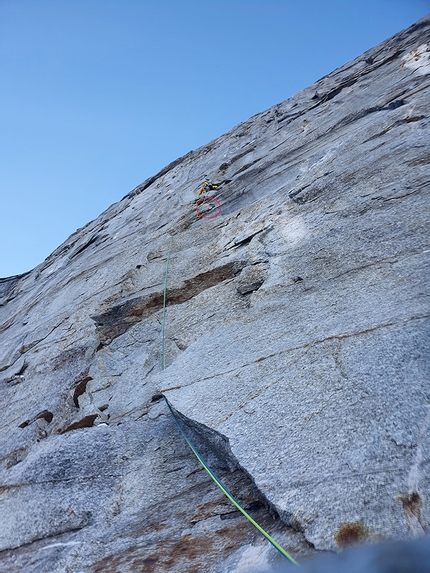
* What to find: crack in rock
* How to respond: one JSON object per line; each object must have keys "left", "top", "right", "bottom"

{"left": 91, "top": 261, "right": 246, "bottom": 343}
{"left": 162, "top": 399, "right": 301, "bottom": 538}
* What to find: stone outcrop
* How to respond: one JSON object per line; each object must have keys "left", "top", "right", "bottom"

{"left": 0, "top": 15, "right": 429, "bottom": 573}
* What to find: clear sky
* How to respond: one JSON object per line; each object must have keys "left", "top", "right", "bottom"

{"left": 1, "top": 0, "right": 428, "bottom": 277}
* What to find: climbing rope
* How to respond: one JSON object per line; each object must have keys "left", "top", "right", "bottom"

{"left": 160, "top": 236, "right": 298, "bottom": 566}
{"left": 161, "top": 236, "right": 172, "bottom": 371}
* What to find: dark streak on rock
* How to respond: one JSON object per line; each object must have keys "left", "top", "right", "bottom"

{"left": 69, "top": 234, "right": 109, "bottom": 260}
{"left": 73, "top": 376, "right": 93, "bottom": 407}
{"left": 218, "top": 146, "right": 257, "bottom": 175}
{"left": 399, "top": 491, "right": 423, "bottom": 525}
{"left": 91, "top": 261, "right": 246, "bottom": 343}
{"left": 18, "top": 410, "right": 54, "bottom": 429}
{"left": 0, "top": 272, "right": 30, "bottom": 307}
{"left": 60, "top": 414, "right": 98, "bottom": 434}
{"left": 362, "top": 116, "right": 427, "bottom": 144}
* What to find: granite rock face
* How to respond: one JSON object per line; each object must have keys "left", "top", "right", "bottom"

{"left": 1, "top": 15, "right": 429, "bottom": 573}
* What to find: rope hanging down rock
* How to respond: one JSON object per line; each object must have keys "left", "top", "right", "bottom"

{"left": 160, "top": 234, "right": 298, "bottom": 566}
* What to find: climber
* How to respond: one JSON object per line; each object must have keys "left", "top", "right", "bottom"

{"left": 197, "top": 180, "right": 223, "bottom": 196}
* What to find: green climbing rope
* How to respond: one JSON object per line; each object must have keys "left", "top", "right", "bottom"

{"left": 161, "top": 237, "right": 298, "bottom": 566}
{"left": 161, "top": 236, "right": 172, "bottom": 371}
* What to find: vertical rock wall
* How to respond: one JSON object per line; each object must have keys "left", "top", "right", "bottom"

{"left": 0, "top": 15, "right": 429, "bottom": 573}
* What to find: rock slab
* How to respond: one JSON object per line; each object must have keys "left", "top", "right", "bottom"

{"left": 0, "top": 15, "right": 429, "bottom": 573}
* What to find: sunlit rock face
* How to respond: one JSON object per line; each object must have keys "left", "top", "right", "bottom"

{"left": 0, "top": 15, "right": 429, "bottom": 573}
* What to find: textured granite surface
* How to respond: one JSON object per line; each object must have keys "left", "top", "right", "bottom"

{"left": 0, "top": 15, "right": 429, "bottom": 572}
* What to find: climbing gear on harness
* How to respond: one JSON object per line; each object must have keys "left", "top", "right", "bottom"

{"left": 160, "top": 238, "right": 298, "bottom": 566}
{"left": 197, "top": 181, "right": 222, "bottom": 196}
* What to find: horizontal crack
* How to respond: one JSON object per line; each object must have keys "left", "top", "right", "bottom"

{"left": 18, "top": 317, "right": 69, "bottom": 356}
{"left": 287, "top": 466, "right": 407, "bottom": 490}
{"left": 0, "top": 473, "right": 124, "bottom": 492}
{"left": 162, "top": 315, "right": 429, "bottom": 392}
{"left": 327, "top": 257, "right": 399, "bottom": 282}
{"left": 0, "top": 528, "right": 88, "bottom": 555}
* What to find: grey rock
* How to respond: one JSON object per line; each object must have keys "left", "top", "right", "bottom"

{"left": 0, "top": 15, "right": 429, "bottom": 572}
{"left": 236, "top": 263, "right": 269, "bottom": 294}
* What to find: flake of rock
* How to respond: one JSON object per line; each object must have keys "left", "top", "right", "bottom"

{"left": 236, "top": 263, "right": 269, "bottom": 295}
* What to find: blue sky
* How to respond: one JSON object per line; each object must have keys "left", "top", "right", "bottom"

{"left": 1, "top": 0, "right": 428, "bottom": 277}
